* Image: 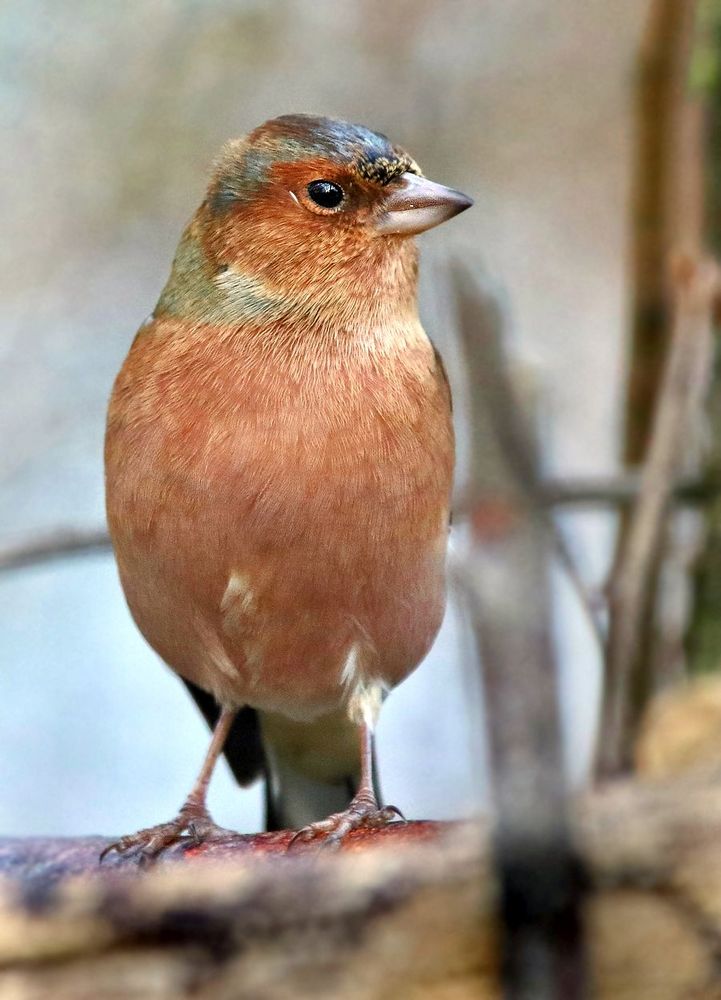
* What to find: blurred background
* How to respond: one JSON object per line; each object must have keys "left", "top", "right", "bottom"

{"left": 0, "top": 0, "right": 648, "bottom": 836}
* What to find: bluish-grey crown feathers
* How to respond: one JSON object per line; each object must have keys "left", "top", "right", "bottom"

{"left": 211, "top": 114, "right": 421, "bottom": 212}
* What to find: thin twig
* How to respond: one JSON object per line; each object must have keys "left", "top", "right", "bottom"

{"left": 2, "top": 476, "right": 717, "bottom": 577}
{"left": 598, "top": 255, "right": 720, "bottom": 778}
{"left": 0, "top": 528, "right": 111, "bottom": 572}
{"left": 450, "top": 263, "right": 589, "bottom": 999}
{"left": 542, "top": 473, "right": 714, "bottom": 507}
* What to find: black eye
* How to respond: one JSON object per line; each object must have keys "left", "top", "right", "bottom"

{"left": 307, "top": 180, "right": 344, "bottom": 209}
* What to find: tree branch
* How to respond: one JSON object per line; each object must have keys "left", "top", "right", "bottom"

{"left": 0, "top": 528, "right": 111, "bottom": 572}
{"left": 598, "top": 255, "right": 720, "bottom": 777}
{"left": 450, "top": 264, "right": 589, "bottom": 999}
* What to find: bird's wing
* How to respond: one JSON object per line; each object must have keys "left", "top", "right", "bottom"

{"left": 431, "top": 340, "right": 453, "bottom": 414}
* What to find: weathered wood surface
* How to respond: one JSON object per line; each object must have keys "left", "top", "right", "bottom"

{"left": 0, "top": 821, "right": 441, "bottom": 889}
{"left": 0, "top": 822, "right": 491, "bottom": 1000}
{"left": 4, "top": 772, "right": 721, "bottom": 999}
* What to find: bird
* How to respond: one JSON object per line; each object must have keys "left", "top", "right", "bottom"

{"left": 102, "top": 113, "right": 472, "bottom": 857}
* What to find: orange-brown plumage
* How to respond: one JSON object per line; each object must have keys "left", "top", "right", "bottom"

{"left": 104, "top": 114, "right": 471, "bottom": 853}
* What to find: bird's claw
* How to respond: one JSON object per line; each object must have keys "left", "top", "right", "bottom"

{"left": 288, "top": 797, "right": 405, "bottom": 851}
{"left": 99, "top": 809, "right": 233, "bottom": 865}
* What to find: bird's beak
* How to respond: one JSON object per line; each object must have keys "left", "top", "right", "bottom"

{"left": 373, "top": 172, "right": 473, "bottom": 237}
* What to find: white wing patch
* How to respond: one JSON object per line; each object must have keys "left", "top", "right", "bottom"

{"left": 340, "top": 643, "right": 362, "bottom": 690}
{"left": 220, "top": 571, "right": 264, "bottom": 681}
{"left": 341, "top": 642, "right": 386, "bottom": 729}
{"left": 206, "top": 643, "right": 238, "bottom": 681}
{"left": 221, "top": 571, "right": 255, "bottom": 614}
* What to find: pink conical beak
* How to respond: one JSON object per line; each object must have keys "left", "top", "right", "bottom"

{"left": 373, "top": 172, "right": 473, "bottom": 237}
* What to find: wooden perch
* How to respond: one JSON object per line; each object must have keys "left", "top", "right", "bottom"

{"left": 0, "top": 821, "right": 439, "bottom": 887}
{"left": 5, "top": 766, "right": 721, "bottom": 999}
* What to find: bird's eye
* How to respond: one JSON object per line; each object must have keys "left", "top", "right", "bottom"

{"left": 306, "top": 180, "right": 345, "bottom": 209}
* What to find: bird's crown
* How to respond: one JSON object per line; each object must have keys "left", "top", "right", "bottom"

{"left": 210, "top": 114, "right": 421, "bottom": 212}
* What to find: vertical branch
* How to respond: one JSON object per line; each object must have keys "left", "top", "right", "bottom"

{"left": 601, "top": 0, "right": 707, "bottom": 772}
{"left": 687, "top": 0, "right": 721, "bottom": 675}
{"left": 599, "top": 255, "right": 719, "bottom": 776}
{"left": 625, "top": 0, "right": 703, "bottom": 464}
{"left": 451, "top": 265, "right": 588, "bottom": 999}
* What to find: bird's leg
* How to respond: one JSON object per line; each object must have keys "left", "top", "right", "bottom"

{"left": 289, "top": 723, "right": 404, "bottom": 849}
{"left": 100, "top": 707, "right": 238, "bottom": 863}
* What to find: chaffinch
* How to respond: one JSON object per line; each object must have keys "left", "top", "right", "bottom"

{"left": 103, "top": 114, "right": 471, "bottom": 857}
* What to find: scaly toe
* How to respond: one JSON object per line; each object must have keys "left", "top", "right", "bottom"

{"left": 288, "top": 800, "right": 405, "bottom": 851}
{"left": 186, "top": 819, "right": 236, "bottom": 846}
{"left": 99, "top": 809, "right": 228, "bottom": 864}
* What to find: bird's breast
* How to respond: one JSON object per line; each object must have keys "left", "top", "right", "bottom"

{"left": 105, "top": 315, "right": 453, "bottom": 714}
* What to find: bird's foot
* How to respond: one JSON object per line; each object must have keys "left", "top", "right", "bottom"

{"left": 288, "top": 792, "right": 405, "bottom": 851}
{"left": 99, "top": 803, "right": 234, "bottom": 866}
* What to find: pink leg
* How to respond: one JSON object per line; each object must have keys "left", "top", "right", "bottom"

{"left": 101, "top": 708, "right": 238, "bottom": 863}
{"left": 289, "top": 723, "right": 404, "bottom": 850}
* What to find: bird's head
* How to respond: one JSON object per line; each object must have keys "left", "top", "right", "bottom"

{"left": 157, "top": 115, "right": 472, "bottom": 326}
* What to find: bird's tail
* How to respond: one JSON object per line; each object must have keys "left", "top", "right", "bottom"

{"left": 263, "top": 757, "right": 358, "bottom": 831}
{"left": 259, "top": 708, "right": 378, "bottom": 831}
